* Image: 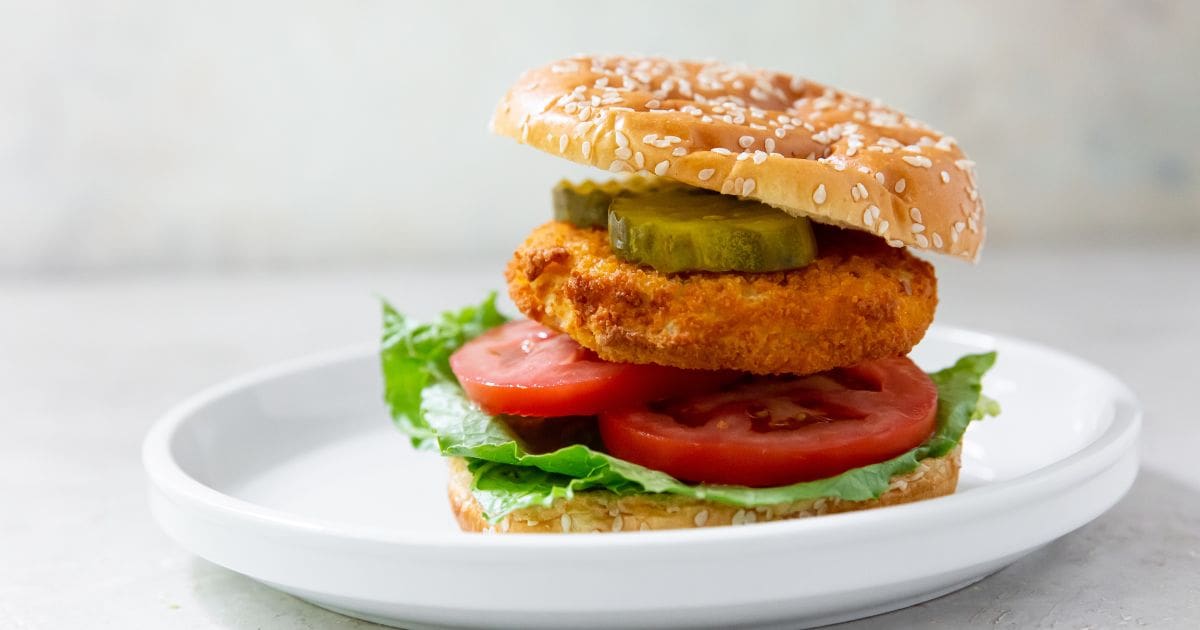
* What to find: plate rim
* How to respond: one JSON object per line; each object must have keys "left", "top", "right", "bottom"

{"left": 142, "top": 324, "right": 1142, "bottom": 550}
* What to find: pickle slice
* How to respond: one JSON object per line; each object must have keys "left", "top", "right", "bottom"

{"left": 608, "top": 189, "right": 818, "bottom": 273}
{"left": 552, "top": 177, "right": 677, "bottom": 228}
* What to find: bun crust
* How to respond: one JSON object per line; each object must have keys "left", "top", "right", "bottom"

{"left": 448, "top": 448, "right": 960, "bottom": 534}
{"left": 492, "top": 55, "right": 985, "bottom": 261}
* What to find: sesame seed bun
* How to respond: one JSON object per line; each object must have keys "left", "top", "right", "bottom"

{"left": 492, "top": 55, "right": 985, "bottom": 261}
{"left": 448, "top": 448, "right": 960, "bottom": 534}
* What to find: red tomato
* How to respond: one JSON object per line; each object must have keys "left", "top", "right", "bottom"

{"left": 449, "top": 320, "right": 735, "bottom": 417}
{"left": 598, "top": 357, "right": 938, "bottom": 487}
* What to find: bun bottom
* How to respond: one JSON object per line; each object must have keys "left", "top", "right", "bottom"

{"left": 448, "top": 449, "right": 960, "bottom": 534}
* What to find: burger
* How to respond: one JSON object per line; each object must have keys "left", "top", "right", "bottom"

{"left": 380, "top": 55, "right": 998, "bottom": 533}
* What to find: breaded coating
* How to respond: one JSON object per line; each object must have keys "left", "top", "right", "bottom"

{"left": 506, "top": 221, "right": 937, "bottom": 375}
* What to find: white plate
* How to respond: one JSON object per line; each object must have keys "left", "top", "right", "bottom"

{"left": 143, "top": 326, "right": 1140, "bottom": 629}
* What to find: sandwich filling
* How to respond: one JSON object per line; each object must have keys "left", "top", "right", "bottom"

{"left": 381, "top": 296, "right": 995, "bottom": 523}
{"left": 381, "top": 177, "right": 996, "bottom": 525}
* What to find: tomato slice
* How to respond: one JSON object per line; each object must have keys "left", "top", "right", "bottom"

{"left": 598, "top": 357, "right": 938, "bottom": 487}
{"left": 449, "top": 320, "right": 735, "bottom": 417}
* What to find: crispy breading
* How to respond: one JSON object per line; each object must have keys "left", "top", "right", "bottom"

{"left": 506, "top": 221, "right": 938, "bottom": 375}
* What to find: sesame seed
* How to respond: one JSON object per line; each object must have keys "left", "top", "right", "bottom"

{"left": 932, "top": 233, "right": 944, "bottom": 248}
{"left": 614, "top": 131, "right": 628, "bottom": 148}
{"left": 877, "top": 219, "right": 890, "bottom": 235}
{"left": 560, "top": 514, "right": 572, "bottom": 532}
{"left": 694, "top": 510, "right": 709, "bottom": 526}
{"left": 712, "top": 147, "right": 732, "bottom": 156}
{"left": 732, "top": 509, "right": 746, "bottom": 525}
{"left": 655, "top": 160, "right": 670, "bottom": 176}
{"left": 739, "top": 135, "right": 755, "bottom": 148}
{"left": 742, "top": 178, "right": 756, "bottom": 196}
{"left": 615, "top": 146, "right": 632, "bottom": 160}
{"left": 915, "top": 234, "right": 930, "bottom": 248}
{"left": 902, "top": 155, "right": 932, "bottom": 168}
{"left": 582, "top": 141, "right": 592, "bottom": 159}
{"left": 608, "top": 159, "right": 630, "bottom": 172}
{"left": 671, "top": 147, "right": 688, "bottom": 157}
{"left": 895, "top": 178, "right": 907, "bottom": 194}
{"left": 752, "top": 150, "right": 767, "bottom": 165}
{"left": 855, "top": 183, "right": 868, "bottom": 199}
{"left": 875, "top": 172, "right": 885, "bottom": 185}
{"left": 887, "top": 239, "right": 905, "bottom": 248}
{"left": 863, "top": 208, "right": 874, "bottom": 226}
{"left": 813, "top": 184, "right": 827, "bottom": 205}
{"left": 642, "top": 133, "right": 658, "bottom": 144}
{"left": 665, "top": 135, "right": 682, "bottom": 144}
{"left": 910, "top": 207, "right": 923, "bottom": 223}
{"left": 940, "top": 170, "right": 950, "bottom": 184}
{"left": 736, "top": 151, "right": 750, "bottom": 161}
{"left": 765, "top": 138, "right": 776, "bottom": 153}
{"left": 698, "top": 168, "right": 715, "bottom": 181}
{"left": 912, "top": 223, "right": 926, "bottom": 233}
{"left": 634, "top": 151, "right": 645, "bottom": 168}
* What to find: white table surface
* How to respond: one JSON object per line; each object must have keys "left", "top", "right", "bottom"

{"left": 3, "top": 242, "right": 1198, "bottom": 629}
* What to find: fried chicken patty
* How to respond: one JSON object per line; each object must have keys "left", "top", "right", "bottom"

{"left": 506, "top": 221, "right": 938, "bottom": 375}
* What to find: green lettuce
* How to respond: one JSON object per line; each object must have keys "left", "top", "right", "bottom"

{"left": 381, "top": 294, "right": 507, "bottom": 449}
{"left": 382, "top": 295, "right": 999, "bottom": 522}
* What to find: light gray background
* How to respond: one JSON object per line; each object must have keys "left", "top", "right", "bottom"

{"left": 2, "top": 0, "right": 1197, "bottom": 274}
{"left": 3, "top": 1, "right": 1199, "bottom": 629}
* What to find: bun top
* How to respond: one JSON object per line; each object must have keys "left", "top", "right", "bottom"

{"left": 492, "top": 55, "right": 985, "bottom": 260}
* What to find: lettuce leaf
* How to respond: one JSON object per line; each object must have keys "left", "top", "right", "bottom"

{"left": 381, "top": 294, "right": 507, "bottom": 449}
{"left": 382, "top": 296, "right": 998, "bottom": 522}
